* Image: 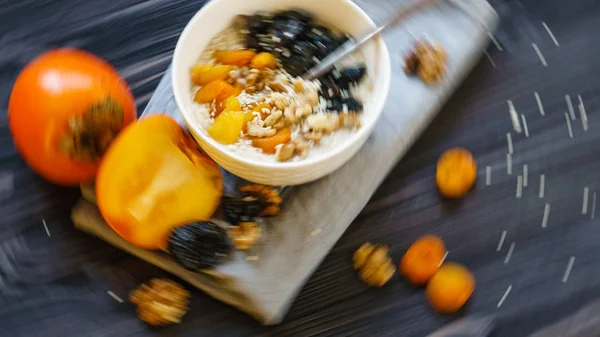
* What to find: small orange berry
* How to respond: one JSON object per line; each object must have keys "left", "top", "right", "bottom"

{"left": 400, "top": 235, "right": 446, "bottom": 285}
{"left": 436, "top": 147, "right": 477, "bottom": 198}
{"left": 426, "top": 262, "right": 475, "bottom": 313}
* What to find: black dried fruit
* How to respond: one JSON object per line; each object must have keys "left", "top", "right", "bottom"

{"left": 247, "top": 13, "right": 273, "bottom": 35}
{"left": 314, "top": 34, "right": 349, "bottom": 59}
{"left": 222, "top": 196, "right": 264, "bottom": 224}
{"left": 342, "top": 97, "right": 363, "bottom": 112}
{"left": 327, "top": 98, "right": 344, "bottom": 112}
{"left": 302, "top": 23, "right": 334, "bottom": 46}
{"left": 168, "top": 222, "right": 231, "bottom": 271}
{"left": 335, "top": 66, "right": 367, "bottom": 88}
{"left": 270, "top": 16, "right": 307, "bottom": 47}
{"left": 275, "top": 9, "right": 314, "bottom": 23}
{"left": 320, "top": 78, "right": 341, "bottom": 100}
{"left": 284, "top": 55, "right": 314, "bottom": 77}
{"left": 291, "top": 40, "right": 318, "bottom": 59}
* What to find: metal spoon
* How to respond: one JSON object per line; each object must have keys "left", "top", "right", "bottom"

{"left": 302, "top": 0, "right": 441, "bottom": 81}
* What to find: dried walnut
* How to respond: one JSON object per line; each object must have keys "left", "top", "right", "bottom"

{"left": 276, "top": 142, "right": 296, "bottom": 162}
{"left": 404, "top": 41, "right": 447, "bottom": 85}
{"left": 353, "top": 242, "right": 396, "bottom": 287}
{"left": 130, "top": 278, "right": 191, "bottom": 326}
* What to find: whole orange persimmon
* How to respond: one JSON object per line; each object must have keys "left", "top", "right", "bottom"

{"left": 400, "top": 235, "right": 446, "bottom": 285}
{"left": 426, "top": 262, "right": 475, "bottom": 313}
{"left": 9, "top": 48, "right": 136, "bottom": 186}
{"left": 96, "top": 115, "right": 224, "bottom": 250}
{"left": 436, "top": 148, "right": 477, "bottom": 198}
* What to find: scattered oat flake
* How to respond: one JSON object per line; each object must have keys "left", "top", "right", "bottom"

{"left": 534, "top": 92, "right": 545, "bottom": 116}
{"left": 542, "top": 203, "right": 550, "bottom": 228}
{"left": 507, "top": 100, "right": 522, "bottom": 133}
{"left": 566, "top": 95, "right": 576, "bottom": 120}
{"left": 542, "top": 22, "right": 559, "bottom": 47}
{"left": 504, "top": 242, "right": 515, "bottom": 264}
{"left": 438, "top": 251, "right": 449, "bottom": 267}
{"left": 246, "top": 255, "right": 260, "bottom": 261}
{"left": 521, "top": 114, "right": 529, "bottom": 137}
{"left": 532, "top": 43, "right": 547, "bottom": 66}
{"left": 484, "top": 50, "right": 496, "bottom": 68}
{"left": 516, "top": 175, "right": 523, "bottom": 198}
{"left": 310, "top": 229, "right": 322, "bottom": 237}
{"left": 578, "top": 95, "right": 588, "bottom": 131}
{"left": 497, "top": 285, "right": 512, "bottom": 308}
{"left": 488, "top": 32, "right": 503, "bottom": 51}
{"left": 582, "top": 187, "right": 589, "bottom": 215}
{"left": 506, "top": 133, "right": 513, "bottom": 154}
{"left": 496, "top": 230, "right": 507, "bottom": 251}
{"left": 107, "top": 290, "right": 124, "bottom": 303}
{"left": 507, "top": 153, "right": 513, "bottom": 175}
{"left": 523, "top": 165, "right": 528, "bottom": 187}
{"left": 539, "top": 174, "right": 546, "bottom": 199}
{"left": 42, "top": 219, "right": 51, "bottom": 237}
{"left": 565, "top": 113, "right": 574, "bottom": 138}
{"left": 562, "top": 257, "right": 575, "bottom": 283}
{"left": 486, "top": 166, "right": 492, "bottom": 186}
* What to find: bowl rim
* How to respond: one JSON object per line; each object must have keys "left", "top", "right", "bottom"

{"left": 172, "top": 0, "right": 392, "bottom": 170}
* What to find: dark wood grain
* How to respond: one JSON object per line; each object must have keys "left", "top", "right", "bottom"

{"left": 2, "top": 0, "right": 600, "bottom": 336}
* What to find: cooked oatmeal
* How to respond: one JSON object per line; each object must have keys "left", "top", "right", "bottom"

{"left": 189, "top": 10, "right": 372, "bottom": 162}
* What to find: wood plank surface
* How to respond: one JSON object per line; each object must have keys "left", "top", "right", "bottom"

{"left": 1, "top": 0, "right": 600, "bottom": 336}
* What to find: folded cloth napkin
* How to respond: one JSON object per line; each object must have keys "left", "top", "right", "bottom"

{"left": 71, "top": 0, "right": 498, "bottom": 325}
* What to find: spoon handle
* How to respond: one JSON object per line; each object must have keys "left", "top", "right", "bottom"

{"left": 302, "top": 0, "right": 441, "bottom": 80}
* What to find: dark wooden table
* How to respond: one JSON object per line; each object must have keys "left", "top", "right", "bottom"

{"left": 2, "top": 0, "right": 600, "bottom": 336}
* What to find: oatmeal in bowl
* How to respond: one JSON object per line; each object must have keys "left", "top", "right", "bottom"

{"left": 173, "top": 0, "right": 391, "bottom": 185}
{"left": 190, "top": 11, "right": 371, "bottom": 163}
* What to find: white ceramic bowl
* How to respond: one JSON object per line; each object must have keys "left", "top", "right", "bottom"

{"left": 172, "top": 0, "right": 391, "bottom": 186}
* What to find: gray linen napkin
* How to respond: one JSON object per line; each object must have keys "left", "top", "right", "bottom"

{"left": 71, "top": 0, "right": 498, "bottom": 325}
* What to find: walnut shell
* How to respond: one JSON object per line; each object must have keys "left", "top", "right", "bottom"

{"left": 130, "top": 279, "right": 190, "bottom": 326}
{"left": 353, "top": 242, "right": 396, "bottom": 287}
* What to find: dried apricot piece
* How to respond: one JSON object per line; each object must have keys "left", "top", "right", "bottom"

{"left": 191, "top": 65, "right": 233, "bottom": 86}
{"left": 250, "top": 127, "right": 291, "bottom": 154}
{"left": 194, "top": 80, "right": 241, "bottom": 104}
{"left": 215, "top": 96, "right": 241, "bottom": 116}
{"left": 207, "top": 110, "right": 245, "bottom": 144}
{"left": 400, "top": 235, "right": 446, "bottom": 285}
{"left": 250, "top": 52, "right": 277, "bottom": 69}
{"left": 214, "top": 50, "right": 256, "bottom": 66}
{"left": 426, "top": 262, "right": 475, "bottom": 313}
{"left": 436, "top": 148, "right": 477, "bottom": 198}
